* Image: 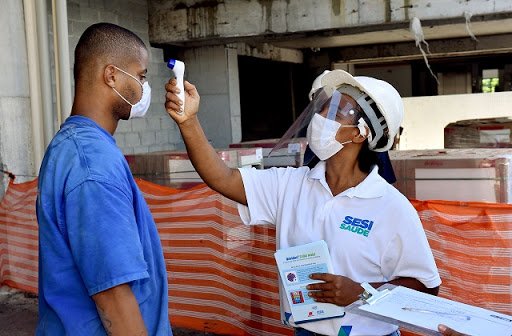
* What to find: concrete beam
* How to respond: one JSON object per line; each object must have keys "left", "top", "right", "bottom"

{"left": 149, "top": 0, "right": 512, "bottom": 48}
{"left": 327, "top": 33, "right": 512, "bottom": 64}
{"left": 233, "top": 43, "right": 303, "bottom": 64}
{"left": 271, "top": 12, "right": 512, "bottom": 49}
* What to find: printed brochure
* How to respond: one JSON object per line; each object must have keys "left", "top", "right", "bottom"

{"left": 274, "top": 240, "right": 345, "bottom": 323}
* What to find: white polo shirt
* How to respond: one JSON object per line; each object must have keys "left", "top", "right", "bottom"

{"left": 238, "top": 162, "right": 441, "bottom": 336}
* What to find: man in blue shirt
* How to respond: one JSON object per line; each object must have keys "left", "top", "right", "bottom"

{"left": 36, "top": 22, "right": 172, "bottom": 335}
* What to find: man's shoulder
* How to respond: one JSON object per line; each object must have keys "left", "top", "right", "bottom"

{"left": 44, "top": 124, "right": 131, "bottom": 192}
{"left": 70, "top": 125, "right": 124, "bottom": 164}
{"left": 76, "top": 134, "right": 131, "bottom": 190}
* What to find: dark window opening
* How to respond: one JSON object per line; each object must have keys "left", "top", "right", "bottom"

{"left": 238, "top": 56, "right": 309, "bottom": 142}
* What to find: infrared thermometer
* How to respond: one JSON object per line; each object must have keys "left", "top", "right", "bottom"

{"left": 167, "top": 59, "right": 185, "bottom": 114}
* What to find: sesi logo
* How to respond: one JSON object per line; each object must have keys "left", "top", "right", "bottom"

{"left": 339, "top": 216, "right": 374, "bottom": 237}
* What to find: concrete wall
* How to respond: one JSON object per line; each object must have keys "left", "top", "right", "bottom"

{"left": 354, "top": 64, "right": 413, "bottom": 97}
{"left": 401, "top": 91, "right": 512, "bottom": 149}
{"left": 0, "top": 1, "right": 34, "bottom": 198}
{"left": 0, "top": 0, "right": 241, "bottom": 198}
{"left": 66, "top": 0, "right": 180, "bottom": 154}
{"left": 181, "top": 45, "right": 241, "bottom": 148}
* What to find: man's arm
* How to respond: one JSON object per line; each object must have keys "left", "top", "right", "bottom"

{"left": 92, "top": 284, "right": 147, "bottom": 336}
{"left": 165, "top": 79, "right": 247, "bottom": 205}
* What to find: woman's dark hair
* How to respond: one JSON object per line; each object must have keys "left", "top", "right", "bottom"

{"left": 357, "top": 143, "right": 378, "bottom": 173}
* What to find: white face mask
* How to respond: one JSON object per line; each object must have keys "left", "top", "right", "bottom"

{"left": 306, "top": 113, "right": 354, "bottom": 161}
{"left": 112, "top": 66, "right": 151, "bottom": 119}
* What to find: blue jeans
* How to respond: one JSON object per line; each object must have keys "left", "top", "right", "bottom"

{"left": 294, "top": 328, "right": 401, "bottom": 336}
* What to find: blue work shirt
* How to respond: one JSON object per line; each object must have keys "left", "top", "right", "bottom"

{"left": 36, "top": 116, "right": 172, "bottom": 335}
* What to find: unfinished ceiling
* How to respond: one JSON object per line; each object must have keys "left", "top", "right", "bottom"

{"left": 149, "top": 0, "right": 512, "bottom": 48}
{"left": 271, "top": 15, "right": 512, "bottom": 49}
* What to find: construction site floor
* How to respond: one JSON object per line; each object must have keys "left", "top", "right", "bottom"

{"left": 0, "top": 286, "right": 219, "bottom": 336}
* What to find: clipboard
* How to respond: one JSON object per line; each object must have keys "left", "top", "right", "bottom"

{"left": 345, "top": 283, "right": 512, "bottom": 336}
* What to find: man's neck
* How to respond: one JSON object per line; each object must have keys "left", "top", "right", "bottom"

{"left": 70, "top": 97, "right": 119, "bottom": 135}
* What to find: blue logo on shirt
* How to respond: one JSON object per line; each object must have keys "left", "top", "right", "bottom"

{"left": 339, "top": 216, "right": 374, "bottom": 237}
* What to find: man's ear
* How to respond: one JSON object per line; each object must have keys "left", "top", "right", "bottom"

{"left": 104, "top": 65, "right": 116, "bottom": 88}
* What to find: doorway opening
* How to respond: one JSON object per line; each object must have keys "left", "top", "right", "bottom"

{"left": 238, "top": 56, "right": 308, "bottom": 142}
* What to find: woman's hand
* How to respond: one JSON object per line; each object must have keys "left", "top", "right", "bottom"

{"left": 164, "top": 79, "right": 200, "bottom": 124}
{"left": 438, "top": 324, "right": 467, "bottom": 336}
{"left": 306, "top": 273, "right": 363, "bottom": 306}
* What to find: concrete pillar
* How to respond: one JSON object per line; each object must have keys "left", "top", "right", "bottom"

{"left": 227, "top": 46, "right": 242, "bottom": 144}
{"left": 0, "top": 1, "right": 34, "bottom": 197}
{"left": 183, "top": 45, "right": 241, "bottom": 147}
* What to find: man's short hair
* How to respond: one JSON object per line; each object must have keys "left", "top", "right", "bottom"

{"left": 74, "top": 22, "right": 147, "bottom": 81}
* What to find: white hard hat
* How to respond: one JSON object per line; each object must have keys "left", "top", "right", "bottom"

{"left": 308, "top": 70, "right": 330, "bottom": 101}
{"left": 309, "top": 69, "right": 404, "bottom": 152}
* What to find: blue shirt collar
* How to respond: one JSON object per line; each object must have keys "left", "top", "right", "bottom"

{"left": 63, "top": 115, "right": 116, "bottom": 145}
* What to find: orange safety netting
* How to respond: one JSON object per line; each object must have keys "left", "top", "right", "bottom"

{"left": 0, "top": 178, "right": 511, "bottom": 336}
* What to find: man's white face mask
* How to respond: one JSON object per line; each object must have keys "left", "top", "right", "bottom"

{"left": 112, "top": 66, "right": 151, "bottom": 119}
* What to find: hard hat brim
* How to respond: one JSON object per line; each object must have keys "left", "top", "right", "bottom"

{"left": 321, "top": 70, "right": 373, "bottom": 104}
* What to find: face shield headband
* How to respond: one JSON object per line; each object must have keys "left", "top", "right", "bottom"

{"left": 336, "top": 84, "right": 387, "bottom": 151}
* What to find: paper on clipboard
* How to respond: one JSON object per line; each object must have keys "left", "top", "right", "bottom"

{"left": 346, "top": 284, "right": 512, "bottom": 336}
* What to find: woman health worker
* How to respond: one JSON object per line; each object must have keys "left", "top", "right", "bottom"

{"left": 164, "top": 69, "right": 441, "bottom": 336}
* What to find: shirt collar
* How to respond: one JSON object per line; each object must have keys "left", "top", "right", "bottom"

{"left": 63, "top": 115, "right": 116, "bottom": 145}
{"left": 308, "top": 161, "right": 387, "bottom": 198}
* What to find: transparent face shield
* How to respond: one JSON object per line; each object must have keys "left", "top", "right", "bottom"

{"left": 269, "top": 82, "right": 397, "bottom": 183}
{"left": 269, "top": 87, "right": 365, "bottom": 157}
{"left": 318, "top": 89, "right": 366, "bottom": 129}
